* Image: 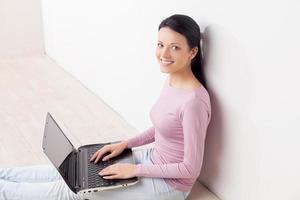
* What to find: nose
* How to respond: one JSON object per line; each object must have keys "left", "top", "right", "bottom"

{"left": 160, "top": 47, "right": 171, "bottom": 59}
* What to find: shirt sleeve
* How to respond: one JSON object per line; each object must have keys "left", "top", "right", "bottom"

{"left": 135, "top": 99, "right": 210, "bottom": 179}
{"left": 126, "top": 126, "right": 155, "bottom": 148}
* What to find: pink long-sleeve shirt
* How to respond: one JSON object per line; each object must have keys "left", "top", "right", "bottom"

{"left": 127, "top": 75, "right": 211, "bottom": 192}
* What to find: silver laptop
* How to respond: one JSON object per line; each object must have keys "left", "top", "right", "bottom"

{"left": 42, "top": 112, "right": 139, "bottom": 195}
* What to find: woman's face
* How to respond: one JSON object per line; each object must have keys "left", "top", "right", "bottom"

{"left": 156, "top": 27, "right": 198, "bottom": 74}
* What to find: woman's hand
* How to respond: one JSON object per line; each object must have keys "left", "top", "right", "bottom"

{"left": 99, "top": 163, "right": 137, "bottom": 179}
{"left": 90, "top": 140, "right": 128, "bottom": 163}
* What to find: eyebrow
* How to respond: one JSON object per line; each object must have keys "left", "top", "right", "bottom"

{"left": 158, "top": 40, "right": 181, "bottom": 45}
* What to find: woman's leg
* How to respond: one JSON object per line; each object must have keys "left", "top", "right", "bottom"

{"left": 0, "top": 149, "right": 190, "bottom": 200}
{"left": 0, "top": 164, "right": 61, "bottom": 182}
{"left": 83, "top": 148, "right": 191, "bottom": 200}
{"left": 0, "top": 178, "right": 84, "bottom": 200}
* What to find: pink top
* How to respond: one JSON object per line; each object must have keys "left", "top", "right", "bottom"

{"left": 127, "top": 75, "right": 211, "bottom": 192}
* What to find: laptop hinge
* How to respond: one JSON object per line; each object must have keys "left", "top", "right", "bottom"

{"left": 74, "top": 149, "right": 81, "bottom": 190}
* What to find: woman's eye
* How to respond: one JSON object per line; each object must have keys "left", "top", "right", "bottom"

{"left": 171, "top": 46, "right": 179, "bottom": 50}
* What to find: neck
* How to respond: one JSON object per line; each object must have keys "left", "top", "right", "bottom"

{"left": 169, "top": 66, "right": 196, "bottom": 86}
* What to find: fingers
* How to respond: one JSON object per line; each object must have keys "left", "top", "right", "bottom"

{"left": 90, "top": 146, "right": 110, "bottom": 163}
{"left": 99, "top": 165, "right": 119, "bottom": 179}
{"left": 94, "top": 150, "right": 107, "bottom": 163}
{"left": 98, "top": 164, "right": 133, "bottom": 179}
{"left": 99, "top": 167, "right": 109, "bottom": 176}
{"left": 89, "top": 150, "right": 100, "bottom": 162}
{"left": 102, "top": 151, "right": 116, "bottom": 161}
{"left": 89, "top": 151, "right": 97, "bottom": 162}
{"left": 102, "top": 174, "right": 119, "bottom": 179}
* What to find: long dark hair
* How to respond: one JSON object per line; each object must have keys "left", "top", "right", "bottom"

{"left": 158, "top": 14, "right": 207, "bottom": 89}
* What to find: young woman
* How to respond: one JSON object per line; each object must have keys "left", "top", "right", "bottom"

{"left": 0, "top": 14, "right": 211, "bottom": 200}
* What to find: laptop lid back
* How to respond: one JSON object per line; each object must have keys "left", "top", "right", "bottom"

{"left": 42, "top": 113, "right": 75, "bottom": 168}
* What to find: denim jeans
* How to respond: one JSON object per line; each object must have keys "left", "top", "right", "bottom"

{"left": 0, "top": 148, "right": 191, "bottom": 200}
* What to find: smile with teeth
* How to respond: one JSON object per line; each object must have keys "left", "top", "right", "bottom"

{"left": 160, "top": 59, "right": 174, "bottom": 65}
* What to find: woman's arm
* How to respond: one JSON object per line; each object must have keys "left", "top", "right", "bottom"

{"left": 134, "top": 100, "right": 210, "bottom": 179}
{"left": 125, "top": 126, "right": 155, "bottom": 148}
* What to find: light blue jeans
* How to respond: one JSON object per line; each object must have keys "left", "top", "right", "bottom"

{"left": 0, "top": 148, "right": 191, "bottom": 200}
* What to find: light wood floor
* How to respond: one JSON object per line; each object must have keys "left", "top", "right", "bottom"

{"left": 0, "top": 55, "right": 220, "bottom": 200}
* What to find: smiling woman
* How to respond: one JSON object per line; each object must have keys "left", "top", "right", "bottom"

{"left": 0, "top": 14, "right": 211, "bottom": 200}
{"left": 157, "top": 28, "right": 197, "bottom": 70}
{"left": 156, "top": 14, "right": 207, "bottom": 90}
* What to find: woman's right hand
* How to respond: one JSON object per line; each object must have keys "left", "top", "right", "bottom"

{"left": 89, "top": 140, "right": 128, "bottom": 163}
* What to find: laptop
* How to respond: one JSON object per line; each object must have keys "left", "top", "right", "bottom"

{"left": 42, "top": 112, "right": 139, "bottom": 195}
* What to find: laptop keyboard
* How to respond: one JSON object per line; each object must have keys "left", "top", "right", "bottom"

{"left": 87, "top": 145, "right": 116, "bottom": 188}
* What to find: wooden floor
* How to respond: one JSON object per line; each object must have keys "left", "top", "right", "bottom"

{"left": 0, "top": 55, "right": 220, "bottom": 200}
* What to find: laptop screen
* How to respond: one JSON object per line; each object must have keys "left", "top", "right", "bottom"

{"left": 42, "top": 113, "right": 75, "bottom": 168}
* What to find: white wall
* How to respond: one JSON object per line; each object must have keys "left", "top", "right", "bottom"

{"left": 0, "top": 0, "right": 44, "bottom": 58}
{"left": 41, "top": 0, "right": 300, "bottom": 199}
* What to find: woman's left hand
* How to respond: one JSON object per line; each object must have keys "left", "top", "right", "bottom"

{"left": 99, "top": 163, "right": 137, "bottom": 179}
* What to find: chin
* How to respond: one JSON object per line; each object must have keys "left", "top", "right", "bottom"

{"left": 160, "top": 71, "right": 170, "bottom": 74}
{"left": 160, "top": 68, "right": 173, "bottom": 74}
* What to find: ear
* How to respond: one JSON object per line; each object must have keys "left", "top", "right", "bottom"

{"left": 190, "top": 46, "right": 199, "bottom": 60}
